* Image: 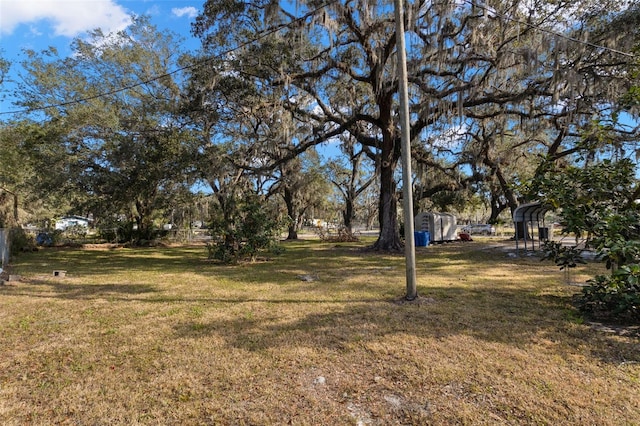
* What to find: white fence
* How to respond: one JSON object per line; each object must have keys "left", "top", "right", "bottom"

{"left": 0, "top": 228, "right": 9, "bottom": 268}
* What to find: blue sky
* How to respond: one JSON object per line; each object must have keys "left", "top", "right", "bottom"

{"left": 1, "top": 0, "right": 204, "bottom": 113}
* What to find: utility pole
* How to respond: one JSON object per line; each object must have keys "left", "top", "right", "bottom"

{"left": 394, "top": 0, "right": 418, "bottom": 300}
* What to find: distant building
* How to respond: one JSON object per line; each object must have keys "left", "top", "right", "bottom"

{"left": 55, "top": 215, "right": 91, "bottom": 231}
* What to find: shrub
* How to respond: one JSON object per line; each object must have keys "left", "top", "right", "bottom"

{"left": 207, "top": 194, "right": 284, "bottom": 264}
{"left": 534, "top": 158, "right": 640, "bottom": 323}
{"left": 541, "top": 241, "right": 586, "bottom": 284}
{"left": 62, "top": 224, "right": 88, "bottom": 240}
{"left": 579, "top": 266, "right": 640, "bottom": 321}
{"left": 9, "top": 228, "right": 37, "bottom": 254}
{"left": 97, "top": 221, "right": 135, "bottom": 244}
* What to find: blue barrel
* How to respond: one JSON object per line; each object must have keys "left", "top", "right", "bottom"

{"left": 414, "top": 231, "right": 429, "bottom": 247}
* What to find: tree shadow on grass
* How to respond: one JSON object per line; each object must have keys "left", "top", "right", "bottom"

{"left": 9, "top": 241, "right": 635, "bottom": 366}
{"left": 8, "top": 240, "right": 512, "bottom": 286}
{"left": 171, "top": 286, "right": 640, "bottom": 367}
{"left": 10, "top": 246, "right": 207, "bottom": 277}
{"left": 0, "top": 278, "right": 158, "bottom": 300}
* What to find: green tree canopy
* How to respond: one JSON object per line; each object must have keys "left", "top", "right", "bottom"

{"left": 192, "top": 0, "right": 638, "bottom": 250}
{"left": 12, "top": 16, "right": 198, "bottom": 240}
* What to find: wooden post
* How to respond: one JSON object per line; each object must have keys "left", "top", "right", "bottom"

{"left": 394, "top": 0, "right": 418, "bottom": 300}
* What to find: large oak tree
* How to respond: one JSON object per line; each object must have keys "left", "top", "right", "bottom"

{"left": 192, "top": 0, "right": 636, "bottom": 250}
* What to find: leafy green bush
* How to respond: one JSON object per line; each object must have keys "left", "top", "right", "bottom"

{"left": 534, "top": 158, "right": 640, "bottom": 322}
{"left": 581, "top": 217, "right": 640, "bottom": 322}
{"left": 61, "top": 224, "right": 88, "bottom": 242}
{"left": 97, "top": 221, "right": 135, "bottom": 243}
{"left": 207, "top": 193, "right": 284, "bottom": 263}
{"left": 49, "top": 230, "right": 64, "bottom": 246}
{"left": 541, "top": 241, "right": 586, "bottom": 285}
{"left": 9, "top": 228, "right": 37, "bottom": 254}
{"left": 579, "top": 267, "right": 640, "bottom": 321}
{"left": 541, "top": 241, "right": 586, "bottom": 270}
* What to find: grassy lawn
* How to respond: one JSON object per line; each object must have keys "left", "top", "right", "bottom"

{"left": 1, "top": 238, "right": 638, "bottom": 425}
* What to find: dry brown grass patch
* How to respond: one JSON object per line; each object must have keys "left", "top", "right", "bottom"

{"left": 0, "top": 240, "right": 638, "bottom": 424}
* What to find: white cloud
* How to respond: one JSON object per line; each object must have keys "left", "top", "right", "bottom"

{"left": 145, "top": 5, "right": 161, "bottom": 16}
{"left": 0, "top": 0, "right": 132, "bottom": 37}
{"left": 171, "top": 6, "right": 198, "bottom": 19}
{"left": 28, "top": 25, "right": 42, "bottom": 37}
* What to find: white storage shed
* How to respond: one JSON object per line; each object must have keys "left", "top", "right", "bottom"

{"left": 414, "top": 212, "right": 458, "bottom": 243}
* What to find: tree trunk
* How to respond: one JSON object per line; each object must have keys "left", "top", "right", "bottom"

{"left": 283, "top": 187, "right": 298, "bottom": 240}
{"left": 217, "top": 193, "right": 238, "bottom": 251}
{"left": 287, "top": 225, "right": 298, "bottom": 240}
{"left": 493, "top": 165, "right": 519, "bottom": 219}
{"left": 481, "top": 144, "right": 520, "bottom": 222}
{"left": 489, "top": 194, "right": 506, "bottom": 224}
{"left": 342, "top": 195, "right": 354, "bottom": 234}
{"left": 371, "top": 123, "right": 402, "bottom": 251}
{"left": 372, "top": 161, "right": 402, "bottom": 250}
{"left": 134, "top": 199, "right": 154, "bottom": 242}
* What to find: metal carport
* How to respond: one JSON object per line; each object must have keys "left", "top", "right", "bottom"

{"left": 513, "top": 202, "right": 551, "bottom": 252}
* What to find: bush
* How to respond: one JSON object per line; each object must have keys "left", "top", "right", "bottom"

{"left": 62, "top": 224, "right": 88, "bottom": 240}
{"left": 534, "top": 158, "right": 640, "bottom": 322}
{"left": 97, "top": 221, "right": 135, "bottom": 244}
{"left": 579, "top": 266, "right": 640, "bottom": 321}
{"left": 540, "top": 241, "right": 586, "bottom": 284}
{"left": 541, "top": 241, "right": 586, "bottom": 270}
{"left": 10, "top": 228, "right": 37, "bottom": 254}
{"left": 35, "top": 230, "right": 61, "bottom": 246}
{"left": 207, "top": 194, "right": 284, "bottom": 264}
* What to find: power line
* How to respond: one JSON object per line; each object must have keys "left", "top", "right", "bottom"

{"left": 1, "top": 0, "right": 636, "bottom": 117}
{"left": 0, "top": 0, "right": 340, "bottom": 117}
